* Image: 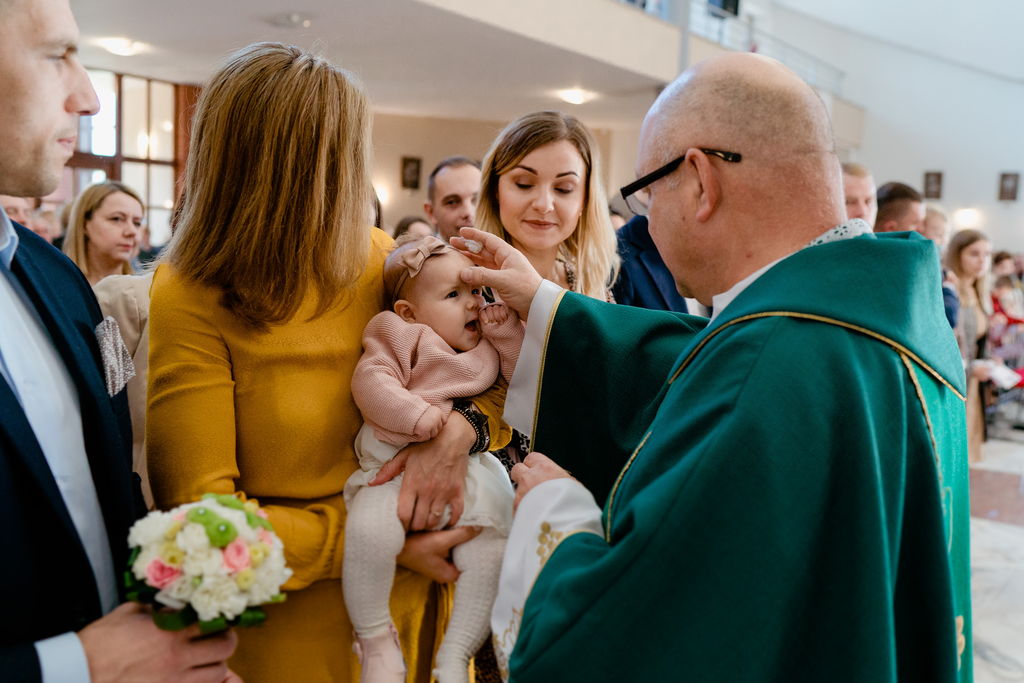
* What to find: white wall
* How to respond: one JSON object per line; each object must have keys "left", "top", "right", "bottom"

{"left": 768, "top": 4, "right": 1024, "bottom": 250}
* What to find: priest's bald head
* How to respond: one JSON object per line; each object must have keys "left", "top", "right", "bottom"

{"left": 636, "top": 53, "right": 845, "bottom": 306}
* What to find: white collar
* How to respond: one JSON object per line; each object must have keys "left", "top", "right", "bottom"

{"left": 0, "top": 207, "right": 17, "bottom": 269}
{"left": 709, "top": 218, "right": 871, "bottom": 322}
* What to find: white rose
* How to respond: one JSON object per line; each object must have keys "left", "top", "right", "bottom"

{"left": 177, "top": 522, "right": 211, "bottom": 553}
{"left": 183, "top": 547, "right": 227, "bottom": 578}
{"left": 191, "top": 575, "right": 248, "bottom": 622}
{"left": 132, "top": 547, "right": 160, "bottom": 581}
{"left": 128, "top": 512, "right": 172, "bottom": 548}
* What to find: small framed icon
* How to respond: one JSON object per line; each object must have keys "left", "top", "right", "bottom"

{"left": 923, "top": 171, "right": 942, "bottom": 200}
{"left": 401, "top": 156, "right": 422, "bottom": 190}
{"left": 999, "top": 173, "right": 1019, "bottom": 201}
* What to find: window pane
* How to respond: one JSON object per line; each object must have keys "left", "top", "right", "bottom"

{"left": 149, "top": 82, "right": 175, "bottom": 162}
{"left": 121, "top": 77, "right": 148, "bottom": 159}
{"left": 148, "top": 208, "right": 172, "bottom": 247}
{"left": 80, "top": 70, "right": 116, "bottom": 156}
{"left": 150, "top": 164, "right": 175, "bottom": 212}
{"left": 121, "top": 161, "right": 148, "bottom": 207}
{"left": 76, "top": 168, "right": 107, "bottom": 195}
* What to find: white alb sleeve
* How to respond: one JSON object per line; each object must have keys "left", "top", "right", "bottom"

{"left": 502, "top": 280, "right": 564, "bottom": 438}
{"left": 490, "top": 477, "right": 603, "bottom": 673}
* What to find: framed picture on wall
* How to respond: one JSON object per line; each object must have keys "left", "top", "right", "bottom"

{"left": 999, "top": 173, "right": 1019, "bottom": 201}
{"left": 401, "top": 156, "right": 422, "bottom": 190}
{"left": 923, "top": 172, "right": 943, "bottom": 199}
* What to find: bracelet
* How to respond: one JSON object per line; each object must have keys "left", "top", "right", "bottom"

{"left": 452, "top": 401, "right": 490, "bottom": 454}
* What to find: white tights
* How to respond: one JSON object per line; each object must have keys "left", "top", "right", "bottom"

{"left": 342, "top": 478, "right": 505, "bottom": 680}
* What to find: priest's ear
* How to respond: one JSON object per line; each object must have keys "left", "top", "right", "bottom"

{"left": 688, "top": 148, "right": 722, "bottom": 223}
{"left": 394, "top": 299, "right": 418, "bottom": 322}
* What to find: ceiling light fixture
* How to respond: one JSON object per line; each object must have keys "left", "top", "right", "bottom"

{"left": 266, "top": 12, "right": 313, "bottom": 29}
{"left": 95, "top": 37, "right": 149, "bottom": 57}
{"left": 555, "top": 88, "right": 597, "bottom": 105}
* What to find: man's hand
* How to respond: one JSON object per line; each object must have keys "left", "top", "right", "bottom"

{"left": 78, "top": 603, "right": 239, "bottom": 683}
{"left": 511, "top": 452, "right": 573, "bottom": 510}
{"left": 371, "top": 411, "right": 474, "bottom": 530}
{"left": 453, "top": 227, "right": 543, "bottom": 320}
{"left": 397, "top": 527, "right": 482, "bottom": 583}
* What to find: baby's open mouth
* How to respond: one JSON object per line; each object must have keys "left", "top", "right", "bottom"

{"left": 465, "top": 320, "right": 478, "bottom": 332}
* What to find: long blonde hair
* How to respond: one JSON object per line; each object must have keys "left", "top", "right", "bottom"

{"left": 476, "top": 111, "right": 618, "bottom": 299}
{"left": 164, "top": 42, "right": 373, "bottom": 328}
{"left": 64, "top": 181, "right": 142, "bottom": 279}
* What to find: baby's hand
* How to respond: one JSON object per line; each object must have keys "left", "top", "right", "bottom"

{"left": 413, "top": 406, "right": 446, "bottom": 441}
{"left": 479, "top": 303, "right": 509, "bottom": 326}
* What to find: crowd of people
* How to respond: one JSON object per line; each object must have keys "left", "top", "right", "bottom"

{"left": 0, "top": 0, "right": 985, "bottom": 681}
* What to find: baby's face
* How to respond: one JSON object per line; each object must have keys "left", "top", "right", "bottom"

{"left": 402, "top": 252, "right": 484, "bottom": 351}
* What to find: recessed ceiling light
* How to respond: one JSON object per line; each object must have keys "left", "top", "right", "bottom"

{"left": 953, "top": 208, "right": 983, "bottom": 229}
{"left": 94, "top": 37, "right": 149, "bottom": 57}
{"left": 555, "top": 88, "right": 597, "bottom": 105}
{"left": 266, "top": 12, "right": 313, "bottom": 29}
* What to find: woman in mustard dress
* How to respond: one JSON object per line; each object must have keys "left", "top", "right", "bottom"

{"left": 147, "top": 43, "right": 488, "bottom": 682}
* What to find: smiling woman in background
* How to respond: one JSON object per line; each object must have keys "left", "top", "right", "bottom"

{"left": 475, "top": 110, "right": 619, "bottom": 301}
{"left": 63, "top": 181, "right": 142, "bottom": 285}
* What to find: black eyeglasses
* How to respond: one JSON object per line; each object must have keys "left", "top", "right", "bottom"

{"left": 620, "top": 148, "right": 742, "bottom": 216}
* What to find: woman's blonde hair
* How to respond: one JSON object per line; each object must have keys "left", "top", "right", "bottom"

{"left": 475, "top": 111, "right": 619, "bottom": 300}
{"left": 63, "top": 181, "right": 142, "bottom": 279}
{"left": 164, "top": 42, "right": 373, "bottom": 328}
{"left": 945, "top": 228, "right": 992, "bottom": 315}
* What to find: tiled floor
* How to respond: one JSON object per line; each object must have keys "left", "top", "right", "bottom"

{"left": 972, "top": 433, "right": 1024, "bottom": 682}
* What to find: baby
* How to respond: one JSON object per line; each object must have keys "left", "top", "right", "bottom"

{"left": 343, "top": 235, "right": 522, "bottom": 683}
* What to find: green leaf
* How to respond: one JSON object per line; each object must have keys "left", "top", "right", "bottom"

{"left": 238, "top": 608, "right": 266, "bottom": 628}
{"left": 198, "top": 617, "right": 229, "bottom": 635}
{"left": 153, "top": 606, "right": 198, "bottom": 631}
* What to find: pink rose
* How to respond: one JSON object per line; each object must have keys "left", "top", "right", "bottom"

{"left": 172, "top": 512, "right": 186, "bottom": 522}
{"left": 256, "top": 510, "right": 269, "bottom": 520}
{"left": 258, "top": 529, "right": 274, "bottom": 545}
{"left": 222, "top": 538, "right": 251, "bottom": 572}
{"left": 145, "top": 558, "right": 182, "bottom": 589}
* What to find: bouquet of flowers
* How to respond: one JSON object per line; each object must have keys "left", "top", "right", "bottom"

{"left": 125, "top": 493, "right": 292, "bottom": 633}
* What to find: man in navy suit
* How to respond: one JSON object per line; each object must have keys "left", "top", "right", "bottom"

{"left": 0, "top": 0, "right": 237, "bottom": 680}
{"left": 611, "top": 215, "right": 689, "bottom": 313}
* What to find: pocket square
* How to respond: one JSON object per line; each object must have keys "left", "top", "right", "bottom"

{"left": 95, "top": 316, "right": 136, "bottom": 397}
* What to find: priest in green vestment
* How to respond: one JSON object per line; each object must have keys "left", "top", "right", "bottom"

{"left": 456, "top": 52, "right": 971, "bottom": 682}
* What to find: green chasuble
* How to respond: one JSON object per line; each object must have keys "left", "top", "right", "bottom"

{"left": 511, "top": 232, "right": 972, "bottom": 682}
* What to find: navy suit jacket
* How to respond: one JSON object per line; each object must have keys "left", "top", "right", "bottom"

{"left": 0, "top": 224, "right": 139, "bottom": 681}
{"left": 611, "top": 215, "right": 688, "bottom": 313}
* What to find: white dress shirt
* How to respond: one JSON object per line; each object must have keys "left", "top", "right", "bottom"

{"left": 1, "top": 210, "right": 114, "bottom": 682}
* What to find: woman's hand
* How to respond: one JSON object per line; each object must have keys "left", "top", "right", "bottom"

{"left": 453, "top": 227, "right": 543, "bottom": 320}
{"left": 510, "top": 452, "right": 573, "bottom": 510}
{"left": 371, "top": 411, "right": 474, "bottom": 530}
{"left": 397, "top": 527, "right": 482, "bottom": 583}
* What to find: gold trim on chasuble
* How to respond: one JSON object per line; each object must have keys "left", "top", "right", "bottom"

{"left": 604, "top": 310, "right": 966, "bottom": 543}
{"left": 529, "top": 289, "right": 569, "bottom": 443}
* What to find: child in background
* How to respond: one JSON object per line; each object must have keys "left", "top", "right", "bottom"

{"left": 343, "top": 235, "right": 521, "bottom": 683}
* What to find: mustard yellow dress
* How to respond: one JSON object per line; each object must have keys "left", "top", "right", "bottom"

{"left": 146, "top": 229, "right": 449, "bottom": 682}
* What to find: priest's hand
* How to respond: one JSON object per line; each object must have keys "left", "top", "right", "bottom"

{"left": 511, "top": 452, "right": 573, "bottom": 510}
{"left": 397, "top": 526, "right": 482, "bottom": 583}
{"left": 453, "top": 227, "right": 543, "bottom": 321}
{"left": 371, "top": 410, "right": 472, "bottom": 530}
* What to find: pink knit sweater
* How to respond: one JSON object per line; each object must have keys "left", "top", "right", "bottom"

{"left": 351, "top": 308, "right": 523, "bottom": 446}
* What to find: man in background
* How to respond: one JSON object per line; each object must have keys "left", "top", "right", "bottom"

{"left": 841, "top": 161, "right": 876, "bottom": 226}
{"left": 423, "top": 156, "right": 481, "bottom": 242}
{"left": 875, "top": 181, "right": 925, "bottom": 233}
{"left": 0, "top": 195, "right": 33, "bottom": 226}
